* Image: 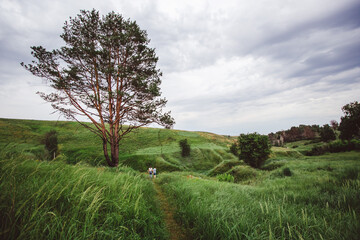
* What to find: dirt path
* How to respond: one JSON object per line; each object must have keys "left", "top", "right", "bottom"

{"left": 153, "top": 181, "right": 187, "bottom": 240}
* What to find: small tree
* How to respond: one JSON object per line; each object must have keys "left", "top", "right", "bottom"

{"left": 238, "top": 133, "right": 271, "bottom": 168}
{"left": 179, "top": 139, "right": 190, "bottom": 157}
{"left": 44, "top": 130, "right": 58, "bottom": 160}
{"left": 320, "top": 124, "right": 336, "bottom": 142}
{"left": 22, "top": 9, "right": 174, "bottom": 167}
{"left": 339, "top": 101, "right": 360, "bottom": 140}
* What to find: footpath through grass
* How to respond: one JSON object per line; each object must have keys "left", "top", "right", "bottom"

{"left": 0, "top": 152, "right": 168, "bottom": 240}
{"left": 158, "top": 152, "right": 360, "bottom": 240}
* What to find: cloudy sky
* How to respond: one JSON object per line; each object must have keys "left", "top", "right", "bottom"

{"left": 1, "top": 0, "right": 359, "bottom": 135}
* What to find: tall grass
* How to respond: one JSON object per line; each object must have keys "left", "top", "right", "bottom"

{"left": 0, "top": 151, "right": 168, "bottom": 239}
{"left": 158, "top": 152, "right": 360, "bottom": 239}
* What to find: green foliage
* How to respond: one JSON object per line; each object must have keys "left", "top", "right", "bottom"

{"left": 216, "top": 173, "right": 234, "bottom": 183}
{"left": 22, "top": 9, "right": 174, "bottom": 167}
{"left": 229, "top": 142, "right": 238, "bottom": 156}
{"left": 320, "top": 124, "right": 336, "bottom": 142}
{"left": 238, "top": 133, "right": 271, "bottom": 168}
{"left": 282, "top": 167, "right": 292, "bottom": 176}
{"left": 339, "top": 101, "right": 360, "bottom": 140}
{"left": 179, "top": 139, "right": 191, "bottom": 157}
{"left": 43, "top": 130, "right": 58, "bottom": 160}
{"left": 306, "top": 139, "right": 360, "bottom": 156}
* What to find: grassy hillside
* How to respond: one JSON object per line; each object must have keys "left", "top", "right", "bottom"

{"left": 0, "top": 118, "right": 237, "bottom": 171}
{"left": 0, "top": 152, "right": 168, "bottom": 239}
{"left": 158, "top": 151, "right": 360, "bottom": 239}
{"left": 1, "top": 118, "right": 359, "bottom": 239}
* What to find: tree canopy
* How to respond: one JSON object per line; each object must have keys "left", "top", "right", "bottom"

{"left": 238, "top": 133, "right": 271, "bottom": 168}
{"left": 320, "top": 124, "right": 336, "bottom": 142}
{"left": 22, "top": 9, "right": 174, "bottom": 167}
{"left": 339, "top": 101, "right": 360, "bottom": 140}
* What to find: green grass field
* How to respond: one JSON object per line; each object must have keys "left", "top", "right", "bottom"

{"left": 158, "top": 152, "right": 360, "bottom": 239}
{"left": 0, "top": 118, "right": 237, "bottom": 171}
{"left": 1, "top": 118, "right": 359, "bottom": 239}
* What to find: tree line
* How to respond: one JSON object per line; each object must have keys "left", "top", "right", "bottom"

{"left": 231, "top": 101, "right": 360, "bottom": 168}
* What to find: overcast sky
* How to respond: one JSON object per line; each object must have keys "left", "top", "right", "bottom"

{"left": 1, "top": 0, "right": 359, "bottom": 135}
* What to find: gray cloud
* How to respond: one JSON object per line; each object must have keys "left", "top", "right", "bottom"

{"left": 0, "top": 0, "right": 359, "bottom": 135}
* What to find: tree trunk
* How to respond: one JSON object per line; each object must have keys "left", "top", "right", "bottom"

{"left": 102, "top": 139, "right": 112, "bottom": 166}
{"left": 110, "top": 140, "right": 119, "bottom": 167}
{"left": 102, "top": 138, "right": 119, "bottom": 167}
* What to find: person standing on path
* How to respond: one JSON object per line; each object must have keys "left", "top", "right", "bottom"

{"left": 148, "top": 167, "right": 153, "bottom": 179}
{"left": 153, "top": 168, "right": 157, "bottom": 179}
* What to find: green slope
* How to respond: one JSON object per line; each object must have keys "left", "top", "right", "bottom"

{"left": 0, "top": 118, "right": 237, "bottom": 171}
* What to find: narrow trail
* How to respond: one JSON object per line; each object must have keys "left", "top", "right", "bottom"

{"left": 153, "top": 180, "right": 187, "bottom": 240}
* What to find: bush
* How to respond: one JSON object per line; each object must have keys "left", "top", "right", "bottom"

{"left": 229, "top": 143, "right": 238, "bottom": 156}
{"left": 283, "top": 167, "right": 292, "bottom": 176}
{"left": 217, "top": 173, "right": 234, "bottom": 183}
{"left": 307, "top": 139, "right": 360, "bottom": 155}
{"left": 179, "top": 139, "right": 191, "bottom": 157}
{"left": 328, "top": 140, "right": 350, "bottom": 153}
{"left": 306, "top": 145, "right": 328, "bottom": 156}
{"left": 320, "top": 124, "right": 336, "bottom": 142}
{"left": 238, "top": 133, "right": 271, "bottom": 168}
{"left": 44, "top": 130, "right": 58, "bottom": 160}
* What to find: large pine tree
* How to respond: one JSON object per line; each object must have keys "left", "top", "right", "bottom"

{"left": 22, "top": 9, "right": 174, "bottom": 167}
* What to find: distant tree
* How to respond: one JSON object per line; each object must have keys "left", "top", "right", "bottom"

{"left": 230, "top": 142, "right": 239, "bottom": 156}
{"left": 302, "top": 125, "right": 316, "bottom": 139}
{"left": 330, "top": 120, "right": 339, "bottom": 130}
{"left": 284, "top": 126, "right": 301, "bottom": 142}
{"left": 238, "top": 133, "right": 271, "bottom": 168}
{"left": 21, "top": 9, "right": 174, "bottom": 167}
{"left": 320, "top": 124, "right": 336, "bottom": 142}
{"left": 179, "top": 139, "right": 191, "bottom": 157}
{"left": 44, "top": 130, "right": 58, "bottom": 160}
{"left": 339, "top": 101, "right": 360, "bottom": 140}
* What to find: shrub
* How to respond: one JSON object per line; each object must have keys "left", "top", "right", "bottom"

{"left": 306, "top": 145, "right": 328, "bottom": 156}
{"left": 283, "top": 167, "right": 292, "bottom": 176}
{"left": 307, "top": 139, "right": 360, "bottom": 155}
{"left": 320, "top": 124, "right": 336, "bottom": 142}
{"left": 238, "top": 133, "right": 271, "bottom": 168}
{"left": 179, "top": 139, "right": 191, "bottom": 157}
{"left": 44, "top": 130, "right": 58, "bottom": 160}
{"left": 217, "top": 173, "right": 234, "bottom": 183}
{"left": 328, "top": 140, "right": 349, "bottom": 153}
{"left": 229, "top": 143, "right": 238, "bottom": 156}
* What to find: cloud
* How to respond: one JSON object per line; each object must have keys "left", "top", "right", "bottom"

{"left": 0, "top": 0, "right": 359, "bottom": 135}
